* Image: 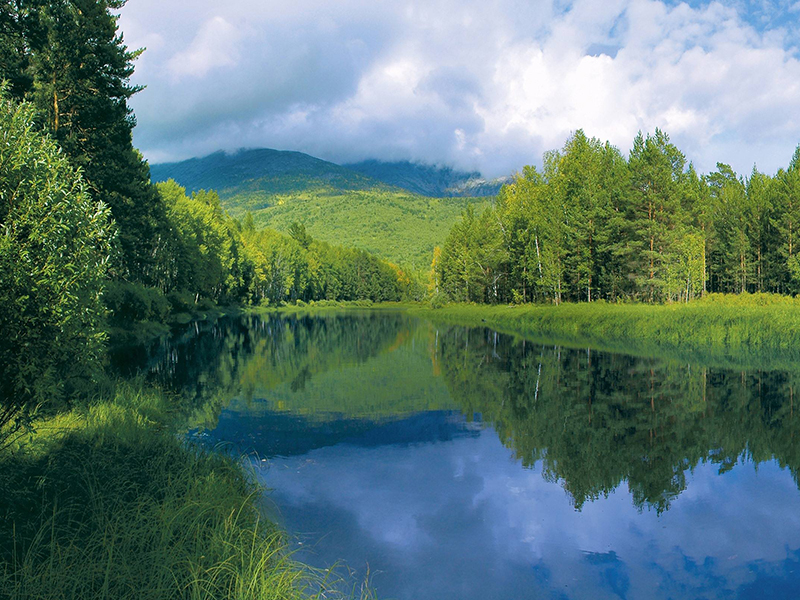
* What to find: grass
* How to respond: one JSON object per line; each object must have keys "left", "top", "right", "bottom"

{"left": 410, "top": 293, "right": 800, "bottom": 371}
{"left": 251, "top": 300, "right": 415, "bottom": 315}
{"left": 0, "top": 383, "right": 373, "bottom": 600}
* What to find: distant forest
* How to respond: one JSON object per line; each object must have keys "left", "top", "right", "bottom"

{"left": 436, "top": 130, "right": 800, "bottom": 304}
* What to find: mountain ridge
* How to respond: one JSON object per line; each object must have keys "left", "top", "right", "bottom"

{"left": 344, "top": 159, "right": 507, "bottom": 197}
{"left": 150, "top": 148, "right": 507, "bottom": 199}
{"left": 149, "top": 148, "right": 387, "bottom": 198}
{"left": 149, "top": 148, "right": 496, "bottom": 268}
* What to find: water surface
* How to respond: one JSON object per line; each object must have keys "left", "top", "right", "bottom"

{"left": 124, "top": 312, "right": 800, "bottom": 599}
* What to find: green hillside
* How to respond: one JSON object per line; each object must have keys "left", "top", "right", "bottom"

{"left": 149, "top": 148, "right": 379, "bottom": 197}
{"left": 151, "top": 149, "right": 490, "bottom": 268}
{"left": 241, "top": 187, "right": 485, "bottom": 267}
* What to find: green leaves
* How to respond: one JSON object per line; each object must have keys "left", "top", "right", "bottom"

{"left": 439, "top": 130, "right": 800, "bottom": 304}
{"left": 1, "top": 0, "right": 165, "bottom": 284}
{"left": 0, "top": 93, "right": 113, "bottom": 437}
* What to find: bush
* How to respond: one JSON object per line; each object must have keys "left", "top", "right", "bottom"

{"left": 0, "top": 93, "right": 114, "bottom": 438}
{"left": 104, "top": 281, "right": 170, "bottom": 324}
{"left": 196, "top": 296, "right": 216, "bottom": 311}
{"left": 166, "top": 289, "right": 194, "bottom": 313}
{"left": 429, "top": 291, "right": 450, "bottom": 309}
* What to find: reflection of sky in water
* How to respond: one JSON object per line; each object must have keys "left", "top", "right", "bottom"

{"left": 169, "top": 314, "right": 800, "bottom": 599}
{"left": 254, "top": 416, "right": 800, "bottom": 600}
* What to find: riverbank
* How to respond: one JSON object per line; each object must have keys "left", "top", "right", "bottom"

{"left": 410, "top": 294, "right": 800, "bottom": 371}
{"left": 0, "top": 382, "right": 370, "bottom": 600}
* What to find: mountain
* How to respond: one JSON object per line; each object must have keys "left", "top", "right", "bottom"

{"left": 150, "top": 149, "right": 492, "bottom": 268}
{"left": 149, "top": 148, "right": 380, "bottom": 199}
{"left": 344, "top": 160, "right": 508, "bottom": 197}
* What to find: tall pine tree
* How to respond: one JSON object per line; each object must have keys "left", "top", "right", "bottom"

{"left": 0, "top": 0, "right": 167, "bottom": 284}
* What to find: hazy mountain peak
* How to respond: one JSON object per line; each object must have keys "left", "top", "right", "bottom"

{"left": 343, "top": 159, "right": 506, "bottom": 197}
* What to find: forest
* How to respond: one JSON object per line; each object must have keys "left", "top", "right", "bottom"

{"left": 0, "top": 0, "right": 413, "bottom": 433}
{"left": 0, "top": 3, "right": 402, "bottom": 597}
{"left": 436, "top": 130, "right": 800, "bottom": 305}
{"left": 3, "top": 0, "right": 800, "bottom": 598}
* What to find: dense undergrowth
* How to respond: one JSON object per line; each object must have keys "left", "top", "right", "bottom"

{"left": 0, "top": 383, "right": 371, "bottom": 600}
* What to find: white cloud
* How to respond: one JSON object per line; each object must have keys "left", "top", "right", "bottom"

{"left": 118, "top": 0, "right": 800, "bottom": 177}
{"left": 167, "top": 16, "right": 240, "bottom": 79}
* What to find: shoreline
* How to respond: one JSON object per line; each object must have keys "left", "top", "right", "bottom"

{"left": 256, "top": 296, "right": 800, "bottom": 372}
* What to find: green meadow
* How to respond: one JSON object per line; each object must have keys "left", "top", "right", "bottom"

{"left": 413, "top": 294, "right": 800, "bottom": 371}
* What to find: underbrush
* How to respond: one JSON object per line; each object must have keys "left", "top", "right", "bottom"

{"left": 0, "top": 384, "right": 370, "bottom": 600}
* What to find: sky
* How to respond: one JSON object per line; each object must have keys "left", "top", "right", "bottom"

{"left": 118, "top": 0, "right": 800, "bottom": 178}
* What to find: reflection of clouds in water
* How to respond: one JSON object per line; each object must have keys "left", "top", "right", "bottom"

{"left": 257, "top": 430, "right": 800, "bottom": 600}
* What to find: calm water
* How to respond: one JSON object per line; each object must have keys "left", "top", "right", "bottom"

{"left": 122, "top": 312, "right": 800, "bottom": 599}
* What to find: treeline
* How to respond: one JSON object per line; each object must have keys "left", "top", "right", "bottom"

{"left": 0, "top": 0, "right": 407, "bottom": 304}
{"left": 106, "top": 180, "right": 404, "bottom": 325}
{"left": 0, "top": 0, "right": 406, "bottom": 433}
{"left": 436, "top": 130, "right": 800, "bottom": 304}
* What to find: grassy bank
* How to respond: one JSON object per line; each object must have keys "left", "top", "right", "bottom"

{"left": 243, "top": 294, "right": 800, "bottom": 369}
{"left": 0, "top": 383, "right": 368, "bottom": 600}
{"left": 252, "top": 300, "right": 414, "bottom": 315}
{"left": 410, "top": 294, "right": 800, "bottom": 371}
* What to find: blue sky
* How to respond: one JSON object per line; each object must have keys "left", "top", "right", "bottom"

{"left": 119, "top": 0, "right": 800, "bottom": 178}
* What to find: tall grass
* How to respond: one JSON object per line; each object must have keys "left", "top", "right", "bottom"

{"left": 413, "top": 293, "right": 800, "bottom": 370}
{"left": 0, "top": 383, "right": 368, "bottom": 600}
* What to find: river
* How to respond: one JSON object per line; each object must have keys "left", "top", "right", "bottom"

{"left": 116, "top": 311, "right": 800, "bottom": 599}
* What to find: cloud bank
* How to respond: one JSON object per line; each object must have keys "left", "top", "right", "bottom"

{"left": 119, "top": 0, "right": 800, "bottom": 177}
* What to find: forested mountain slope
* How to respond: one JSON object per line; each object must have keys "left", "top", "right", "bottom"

{"left": 149, "top": 148, "right": 381, "bottom": 199}
{"left": 151, "top": 149, "right": 491, "bottom": 267}
{"left": 344, "top": 159, "right": 508, "bottom": 197}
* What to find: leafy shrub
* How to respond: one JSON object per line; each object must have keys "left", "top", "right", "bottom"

{"left": 0, "top": 93, "right": 113, "bottom": 438}
{"left": 429, "top": 291, "right": 450, "bottom": 309}
{"left": 166, "top": 289, "right": 194, "bottom": 313}
{"left": 104, "top": 281, "right": 170, "bottom": 324}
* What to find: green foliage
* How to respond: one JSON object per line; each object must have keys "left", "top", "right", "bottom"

{"left": 438, "top": 128, "right": 800, "bottom": 304}
{"left": 150, "top": 181, "right": 407, "bottom": 309}
{"left": 0, "top": 93, "right": 113, "bottom": 438}
{"left": 243, "top": 187, "right": 488, "bottom": 269}
{"left": 157, "top": 180, "right": 247, "bottom": 302}
{"left": 428, "top": 290, "right": 450, "bottom": 309}
{"left": 104, "top": 280, "right": 171, "bottom": 324}
{"left": 240, "top": 217, "right": 404, "bottom": 305}
{"left": 151, "top": 150, "right": 491, "bottom": 269}
{"left": 0, "top": 0, "right": 168, "bottom": 284}
{"left": 415, "top": 295, "right": 800, "bottom": 370}
{"left": 0, "top": 383, "right": 367, "bottom": 599}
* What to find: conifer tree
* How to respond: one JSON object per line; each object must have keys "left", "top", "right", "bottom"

{"left": 0, "top": 0, "right": 167, "bottom": 284}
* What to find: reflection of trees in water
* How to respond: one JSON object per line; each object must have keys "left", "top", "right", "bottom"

{"left": 436, "top": 326, "right": 800, "bottom": 512}
{"left": 118, "top": 314, "right": 800, "bottom": 512}
{"left": 115, "top": 313, "right": 412, "bottom": 430}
